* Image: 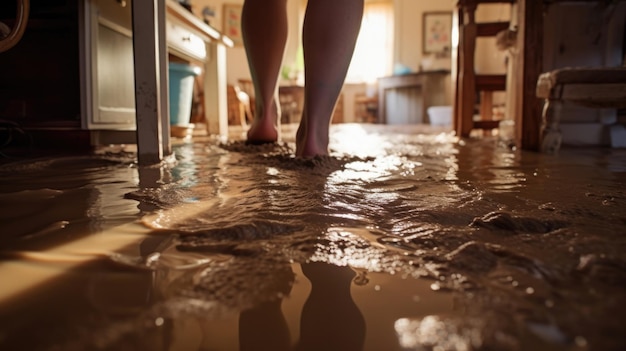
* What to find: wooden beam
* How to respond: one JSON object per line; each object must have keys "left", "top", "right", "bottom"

{"left": 458, "top": 0, "right": 515, "bottom": 5}
{"left": 455, "top": 2, "right": 478, "bottom": 137}
{"left": 476, "top": 22, "right": 510, "bottom": 37}
{"left": 476, "top": 74, "right": 506, "bottom": 91}
{"left": 515, "top": 0, "right": 544, "bottom": 151}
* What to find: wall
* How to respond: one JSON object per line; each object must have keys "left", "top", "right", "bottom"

{"left": 393, "top": 0, "right": 455, "bottom": 72}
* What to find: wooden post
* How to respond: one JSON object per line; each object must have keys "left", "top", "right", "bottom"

{"left": 131, "top": 0, "right": 169, "bottom": 165}
{"left": 515, "top": 0, "right": 543, "bottom": 151}
{"left": 479, "top": 91, "right": 493, "bottom": 121}
{"left": 456, "top": 1, "right": 478, "bottom": 138}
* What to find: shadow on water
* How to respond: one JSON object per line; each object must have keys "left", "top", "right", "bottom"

{"left": 0, "top": 124, "right": 625, "bottom": 350}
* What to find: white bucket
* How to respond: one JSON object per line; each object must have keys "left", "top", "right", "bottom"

{"left": 427, "top": 106, "right": 453, "bottom": 126}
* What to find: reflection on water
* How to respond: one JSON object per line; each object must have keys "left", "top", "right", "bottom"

{"left": 0, "top": 124, "right": 625, "bottom": 350}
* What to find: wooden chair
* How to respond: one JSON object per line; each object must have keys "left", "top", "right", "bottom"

{"left": 233, "top": 85, "right": 252, "bottom": 128}
{"left": 354, "top": 93, "right": 378, "bottom": 123}
{"left": 453, "top": 0, "right": 514, "bottom": 137}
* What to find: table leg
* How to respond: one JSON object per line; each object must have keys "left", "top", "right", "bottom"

{"left": 204, "top": 42, "right": 229, "bottom": 139}
{"left": 377, "top": 88, "right": 386, "bottom": 123}
{"left": 131, "top": 0, "right": 170, "bottom": 165}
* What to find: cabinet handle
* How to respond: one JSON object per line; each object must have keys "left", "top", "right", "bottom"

{"left": 116, "top": 0, "right": 127, "bottom": 7}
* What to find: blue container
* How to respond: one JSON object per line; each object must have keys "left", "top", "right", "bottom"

{"left": 168, "top": 62, "right": 201, "bottom": 126}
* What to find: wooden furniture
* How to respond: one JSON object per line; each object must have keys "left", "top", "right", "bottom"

{"left": 452, "top": 0, "right": 547, "bottom": 151}
{"left": 474, "top": 74, "right": 506, "bottom": 131}
{"left": 536, "top": 67, "right": 626, "bottom": 152}
{"left": 279, "top": 85, "right": 304, "bottom": 124}
{"left": 277, "top": 85, "right": 344, "bottom": 124}
{"left": 512, "top": 0, "right": 626, "bottom": 152}
{"left": 510, "top": 0, "right": 545, "bottom": 151}
{"left": 453, "top": 0, "right": 512, "bottom": 137}
{"left": 83, "top": 0, "right": 233, "bottom": 164}
{"left": 227, "top": 79, "right": 254, "bottom": 126}
{"left": 377, "top": 70, "right": 450, "bottom": 124}
{"left": 354, "top": 94, "right": 378, "bottom": 123}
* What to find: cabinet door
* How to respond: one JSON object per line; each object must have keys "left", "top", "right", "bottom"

{"left": 94, "top": 21, "right": 136, "bottom": 127}
{"left": 86, "top": 0, "right": 136, "bottom": 129}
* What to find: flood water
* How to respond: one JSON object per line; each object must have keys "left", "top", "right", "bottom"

{"left": 0, "top": 124, "right": 625, "bottom": 351}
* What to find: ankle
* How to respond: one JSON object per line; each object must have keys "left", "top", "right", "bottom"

{"left": 247, "top": 107, "right": 280, "bottom": 143}
{"left": 296, "top": 123, "right": 329, "bottom": 157}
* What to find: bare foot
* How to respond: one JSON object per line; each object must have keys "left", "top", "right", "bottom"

{"left": 246, "top": 100, "right": 280, "bottom": 144}
{"left": 295, "top": 118, "right": 330, "bottom": 157}
{"left": 247, "top": 118, "right": 279, "bottom": 144}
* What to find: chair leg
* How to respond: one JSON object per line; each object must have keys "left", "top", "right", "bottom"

{"left": 479, "top": 91, "right": 494, "bottom": 136}
{"left": 540, "top": 98, "right": 563, "bottom": 153}
{"left": 238, "top": 103, "right": 247, "bottom": 128}
{"left": 234, "top": 86, "right": 252, "bottom": 128}
{"left": 479, "top": 91, "right": 493, "bottom": 120}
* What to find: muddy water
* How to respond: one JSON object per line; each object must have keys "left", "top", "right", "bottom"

{"left": 0, "top": 124, "right": 625, "bottom": 351}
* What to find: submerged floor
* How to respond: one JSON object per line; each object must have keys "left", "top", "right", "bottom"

{"left": 0, "top": 123, "right": 625, "bottom": 351}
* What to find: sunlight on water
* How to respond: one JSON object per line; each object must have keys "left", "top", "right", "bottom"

{"left": 330, "top": 124, "right": 393, "bottom": 157}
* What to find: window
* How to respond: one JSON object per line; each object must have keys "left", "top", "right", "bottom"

{"left": 346, "top": 1, "right": 394, "bottom": 84}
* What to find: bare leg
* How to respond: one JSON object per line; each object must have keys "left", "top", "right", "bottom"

{"left": 296, "top": 0, "right": 364, "bottom": 157}
{"left": 241, "top": 0, "right": 288, "bottom": 143}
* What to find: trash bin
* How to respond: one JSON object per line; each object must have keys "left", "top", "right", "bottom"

{"left": 427, "top": 106, "right": 453, "bottom": 126}
{"left": 169, "top": 62, "right": 201, "bottom": 127}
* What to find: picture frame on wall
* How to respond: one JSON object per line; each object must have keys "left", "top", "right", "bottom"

{"left": 423, "top": 12, "right": 452, "bottom": 54}
{"left": 223, "top": 4, "right": 243, "bottom": 46}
